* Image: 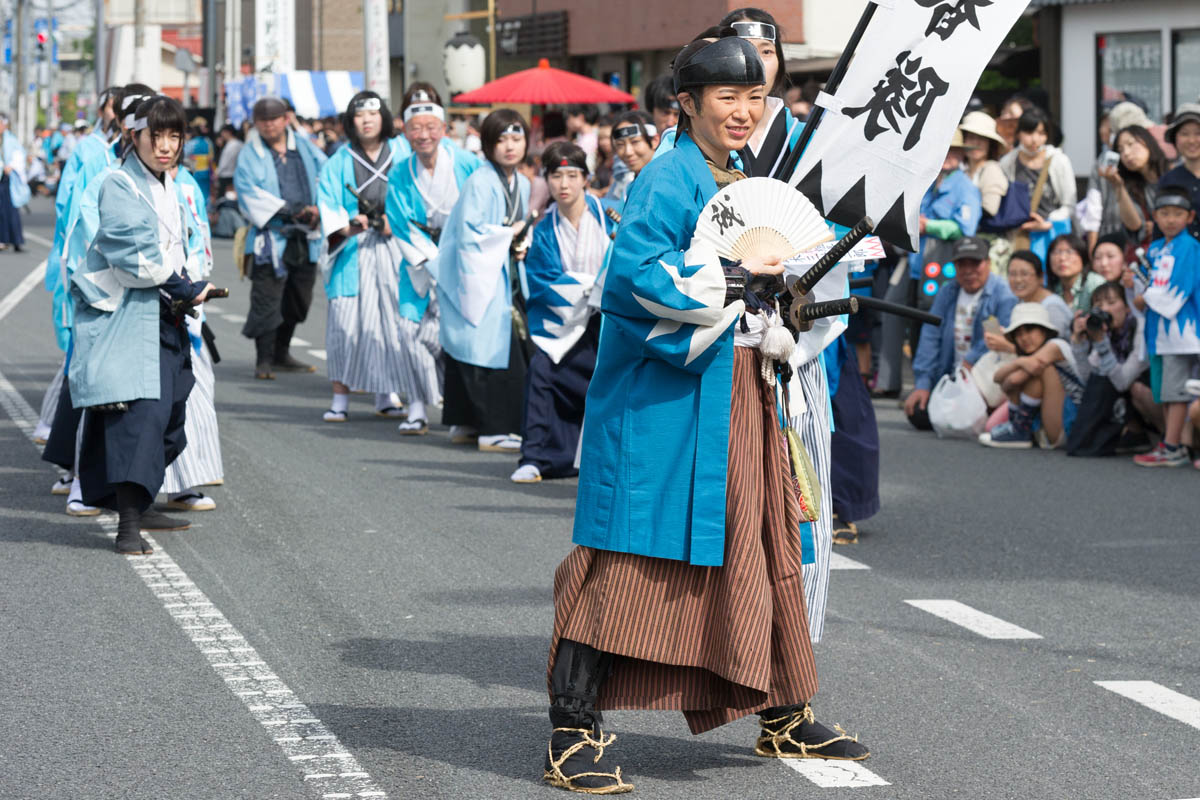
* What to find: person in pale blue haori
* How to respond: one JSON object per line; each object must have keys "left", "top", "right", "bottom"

{"left": 234, "top": 96, "right": 327, "bottom": 379}
{"left": 510, "top": 141, "right": 615, "bottom": 485}
{"left": 315, "top": 90, "right": 411, "bottom": 422}
{"left": 0, "top": 112, "right": 30, "bottom": 251}
{"left": 385, "top": 83, "right": 483, "bottom": 435}
{"left": 433, "top": 108, "right": 531, "bottom": 453}
{"left": 33, "top": 86, "right": 121, "bottom": 447}
{"left": 70, "top": 97, "right": 214, "bottom": 555}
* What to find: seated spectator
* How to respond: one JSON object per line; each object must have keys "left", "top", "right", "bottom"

{"left": 979, "top": 303, "right": 1085, "bottom": 449}
{"left": 1066, "top": 281, "right": 1150, "bottom": 456}
{"left": 1097, "top": 125, "right": 1168, "bottom": 251}
{"left": 985, "top": 250, "right": 1072, "bottom": 345}
{"left": 904, "top": 236, "right": 1017, "bottom": 429}
{"left": 1159, "top": 103, "right": 1200, "bottom": 241}
{"left": 1090, "top": 231, "right": 1128, "bottom": 283}
{"left": 1047, "top": 233, "right": 1107, "bottom": 313}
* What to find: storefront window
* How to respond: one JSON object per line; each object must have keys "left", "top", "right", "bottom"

{"left": 1097, "top": 31, "right": 1163, "bottom": 122}
{"left": 1174, "top": 29, "right": 1200, "bottom": 113}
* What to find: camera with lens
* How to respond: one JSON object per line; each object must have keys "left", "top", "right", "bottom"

{"left": 1086, "top": 308, "right": 1112, "bottom": 333}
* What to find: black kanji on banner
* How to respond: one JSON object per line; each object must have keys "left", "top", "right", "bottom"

{"left": 842, "top": 50, "right": 949, "bottom": 151}
{"left": 914, "top": 0, "right": 995, "bottom": 41}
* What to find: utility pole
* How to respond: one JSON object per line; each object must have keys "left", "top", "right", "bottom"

{"left": 94, "top": 0, "right": 105, "bottom": 97}
{"left": 363, "top": 0, "right": 390, "bottom": 99}
{"left": 205, "top": 0, "right": 216, "bottom": 110}
{"left": 14, "top": 0, "right": 25, "bottom": 143}
{"left": 133, "top": 0, "right": 147, "bottom": 76}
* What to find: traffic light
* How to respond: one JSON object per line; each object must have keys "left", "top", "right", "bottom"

{"left": 35, "top": 29, "right": 48, "bottom": 58}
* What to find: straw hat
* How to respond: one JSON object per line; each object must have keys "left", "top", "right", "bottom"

{"left": 958, "top": 110, "right": 1009, "bottom": 152}
{"left": 1003, "top": 302, "right": 1058, "bottom": 339}
{"left": 1107, "top": 101, "right": 1152, "bottom": 134}
{"left": 947, "top": 128, "right": 978, "bottom": 151}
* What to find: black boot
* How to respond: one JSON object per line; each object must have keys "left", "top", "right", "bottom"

{"left": 543, "top": 640, "right": 632, "bottom": 794}
{"left": 114, "top": 484, "right": 152, "bottom": 555}
{"left": 272, "top": 323, "right": 314, "bottom": 372}
{"left": 754, "top": 703, "right": 870, "bottom": 761}
{"left": 254, "top": 333, "right": 276, "bottom": 379}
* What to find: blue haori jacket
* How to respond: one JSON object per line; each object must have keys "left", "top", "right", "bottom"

{"left": 574, "top": 132, "right": 746, "bottom": 568}
{"left": 315, "top": 136, "right": 407, "bottom": 299}
{"left": 1143, "top": 231, "right": 1200, "bottom": 356}
{"left": 233, "top": 128, "right": 327, "bottom": 277}
{"left": 69, "top": 157, "right": 195, "bottom": 408}
{"left": 434, "top": 164, "right": 530, "bottom": 369}
{"left": 912, "top": 273, "right": 1018, "bottom": 392}
{"left": 386, "top": 139, "right": 483, "bottom": 324}
{"left": 523, "top": 194, "right": 616, "bottom": 363}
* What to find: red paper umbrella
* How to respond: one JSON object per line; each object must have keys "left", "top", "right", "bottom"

{"left": 452, "top": 58, "right": 635, "bottom": 105}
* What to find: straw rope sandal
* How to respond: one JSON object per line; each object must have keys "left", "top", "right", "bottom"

{"left": 754, "top": 704, "right": 870, "bottom": 761}
{"left": 543, "top": 727, "right": 634, "bottom": 795}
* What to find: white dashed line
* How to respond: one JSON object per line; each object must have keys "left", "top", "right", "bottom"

{"left": 23, "top": 231, "right": 54, "bottom": 248}
{"left": 308, "top": 349, "right": 328, "bottom": 360}
{"left": 782, "top": 759, "right": 890, "bottom": 787}
{"left": 1095, "top": 681, "right": 1200, "bottom": 731}
{"left": 290, "top": 337, "right": 312, "bottom": 347}
{"left": 904, "top": 600, "right": 1042, "bottom": 639}
{"left": 0, "top": 259, "right": 48, "bottom": 322}
{"left": 0, "top": 363, "right": 389, "bottom": 799}
{"left": 222, "top": 313, "right": 247, "bottom": 323}
{"left": 829, "top": 552, "right": 871, "bottom": 570}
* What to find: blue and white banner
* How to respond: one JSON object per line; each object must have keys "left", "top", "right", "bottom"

{"left": 225, "top": 71, "right": 365, "bottom": 127}
{"left": 788, "top": 0, "right": 1031, "bottom": 251}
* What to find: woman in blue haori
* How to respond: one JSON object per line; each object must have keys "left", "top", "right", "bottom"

{"left": 0, "top": 112, "right": 29, "bottom": 252}
{"left": 70, "top": 97, "right": 213, "bottom": 555}
{"left": 510, "top": 141, "right": 615, "bottom": 485}
{"left": 541, "top": 34, "right": 864, "bottom": 796}
{"left": 385, "top": 84, "right": 483, "bottom": 435}
{"left": 434, "top": 109, "right": 532, "bottom": 453}
{"left": 315, "top": 90, "right": 411, "bottom": 422}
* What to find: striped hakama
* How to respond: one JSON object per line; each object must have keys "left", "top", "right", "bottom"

{"left": 37, "top": 359, "right": 66, "bottom": 431}
{"left": 395, "top": 295, "right": 443, "bottom": 406}
{"left": 549, "top": 348, "right": 819, "bottom": 735}
{"left": 325, "top": 231, "right": 410, "bottom": 394}
{"left": 795, "top": 358, "right": 833, "bottom": 644}
{"left": 162, "top": 316, "right": 223, "bottom": 493}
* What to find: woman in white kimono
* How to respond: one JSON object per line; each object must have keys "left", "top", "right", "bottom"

{"left": 435, "top": 109, "right": 532, "bottom": 452}
{"left": 316, "top": 91, "right": 410, "bottom": 421}
{"left": 72, "top": 96, "right": 214, "bottom": 554}
{"left": 385, "top": 84, "right": 484, "bottom": 435}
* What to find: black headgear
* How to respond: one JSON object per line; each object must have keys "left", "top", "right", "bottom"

{"left": 673, "top": 36, "right": 765, "bottom": 94}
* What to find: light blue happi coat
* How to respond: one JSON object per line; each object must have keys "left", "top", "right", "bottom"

{"left": 434, "top": 165, "right": 530, "bottom": 369}
{"left": 315, "top": 136, "right": 407, "bottom": 299}
{"left": 385, "top": 138, "right": 483, "bottom": 323}
{"left": 69, "top": 157, "right": 188, "bottom": 407}
{"left": 523, "top": 193, "right": 615, "bottom": 363}
{"left": 574, "top": 132, "right": 746, "bottom": 567}
{"left": 233, "top": 128, "right": 327, "bottom": 276}
{"left": 48, "top": 133, "right": 117, "bottom": 350}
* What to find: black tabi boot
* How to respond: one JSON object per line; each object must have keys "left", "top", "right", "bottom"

{"left": 755, "top": 703, "right": 870, "bottom": 761}
{"left": 114, "top": 484, "right": 153, "bottom": 555}
{"left": 544, "top": 639, "right": 633, "bottom": 795}
{"left": 272, "top": 323, "right": 314, "bottom": 372}
{"left": 254, "top": 333, "right": 276, "bottom": 380}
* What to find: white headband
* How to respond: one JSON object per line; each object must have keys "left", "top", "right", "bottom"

{"left": 612, "top": 122, "right": 657, "bottom": 141}
{"left": 501, "top": 123, "right": 524, "bottom": 136}
{"left": 352, "top": 97, "right": 382, "bottom": 113}
{"left": 403, "top": 103, "right": 445, "bottom": 123}
{"left": 732, "top": 21, "right": 776, "bottom": 41}
{"left": 130, "top": 117, "right": 149, "bottom": 131}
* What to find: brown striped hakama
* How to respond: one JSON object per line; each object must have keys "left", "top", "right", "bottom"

{"left": 549, "top": 347, "right": 819, "bottom": 735}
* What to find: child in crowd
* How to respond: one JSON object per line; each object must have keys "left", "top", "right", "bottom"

{"left": 1132, "top": 187, "right": 1200, "bottom": 467}
{"left": 979, "top": 302, "right": 1085, "bottom": 449}
{"left": 1066, "top": 281, "right": 1150, "bottom": 456}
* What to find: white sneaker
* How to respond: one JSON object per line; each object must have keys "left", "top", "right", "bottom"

{"left": 510, "top": 464, "right": 542, "bottom": 483}
{"left": 66, "top": 499, "right": 101, "bottom": 517}
{"left": 164, "top": 491, "right": 217, "bottom": 511}
{"left": 50, "top": 475, "right": 72, "bottom": 495}
{"left": 479, "top": 433, "right": 522, "bottom": 453}
{"left": 449, "top": 425, "right": 478, "bottom": 444}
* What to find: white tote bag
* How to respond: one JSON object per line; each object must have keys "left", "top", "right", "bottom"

{"left": 928, "top": 366, "right": 988, "bottom": 439}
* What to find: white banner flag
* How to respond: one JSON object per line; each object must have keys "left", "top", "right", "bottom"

{"left": 789, "top": 0, "right": 1031, "bottom": 251}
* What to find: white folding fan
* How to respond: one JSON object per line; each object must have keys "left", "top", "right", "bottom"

{"left": 694, "top": 177, "right": 833, "bottom": 263}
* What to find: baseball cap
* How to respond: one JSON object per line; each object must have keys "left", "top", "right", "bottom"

{"left": 253, "top": 97, "right": 288, "bottom": 121}
{"left": 953, "top": 236, "right": 990, "bottom": 262}
{"left": 1166, "top": 102, "right": 1200, "bottom": 145}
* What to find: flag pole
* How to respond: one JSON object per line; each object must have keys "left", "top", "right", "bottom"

{"left": 779, "top": 1, "right": 879, "bottom": 184}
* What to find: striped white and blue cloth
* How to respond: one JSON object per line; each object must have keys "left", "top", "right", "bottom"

{"left": 225, "top": 71, "right": 365, "bottom": 127}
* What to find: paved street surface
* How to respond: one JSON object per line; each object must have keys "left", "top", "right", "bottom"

{"left": 1, "top": 196, "right": 1197, "bottom": 799}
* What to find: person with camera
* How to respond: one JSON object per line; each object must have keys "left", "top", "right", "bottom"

{"left": 234, "top": 97, "right": 328, "bottom": 380}
{"left": 313, "top": 91, "right": 411, "bottom": 422}
{"left": 70, "top": 97, "right": 217, "bottom": 554}
{"left": 1131, "top": 187, "right": 1200, "bottom": 467}
{"left": 1065, "top": 281, "right": 1150, "bottom": 456}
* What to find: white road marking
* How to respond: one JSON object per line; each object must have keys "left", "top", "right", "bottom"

{"left": 290, "top": 337, "right": 312, "bottom": 347}
{"left": 23, "top": 231, "right": 54, "bottom": 248}
{"left": 1095, "top": 681, "right": 1200, "bottom": 731}
{"left": 0, "top": 259, "right": 48, "bottom": 323}
{"left": 0, "top": 364, "right": 389, "bottom": 799}
{"left": 829, "top": 552, "right": 870, "bottom": 570}
{"left": 904, "top": 600, "right": 1042, "bottom": 639}
{"left": 222, "top": 313, "right": 247, "bottom": 323}
{"left": 782, "top": 759, "right": 890, "bottom": 787}
{"left": 308, "top": 349, "right": 327, "bottom": 360}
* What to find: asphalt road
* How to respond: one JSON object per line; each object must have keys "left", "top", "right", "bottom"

{"left": 1, "top": 196, "right": 1197, "bottom": 800}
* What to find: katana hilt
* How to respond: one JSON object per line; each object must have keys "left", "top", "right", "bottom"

{"left": 853, "top": 294, "right": 941, "bottom": 326}
{"left": 791, "top": 216, "right": 874, "bottom": 298}
{"left": 789, "top": 296, "right": 858, "bottom": 331}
